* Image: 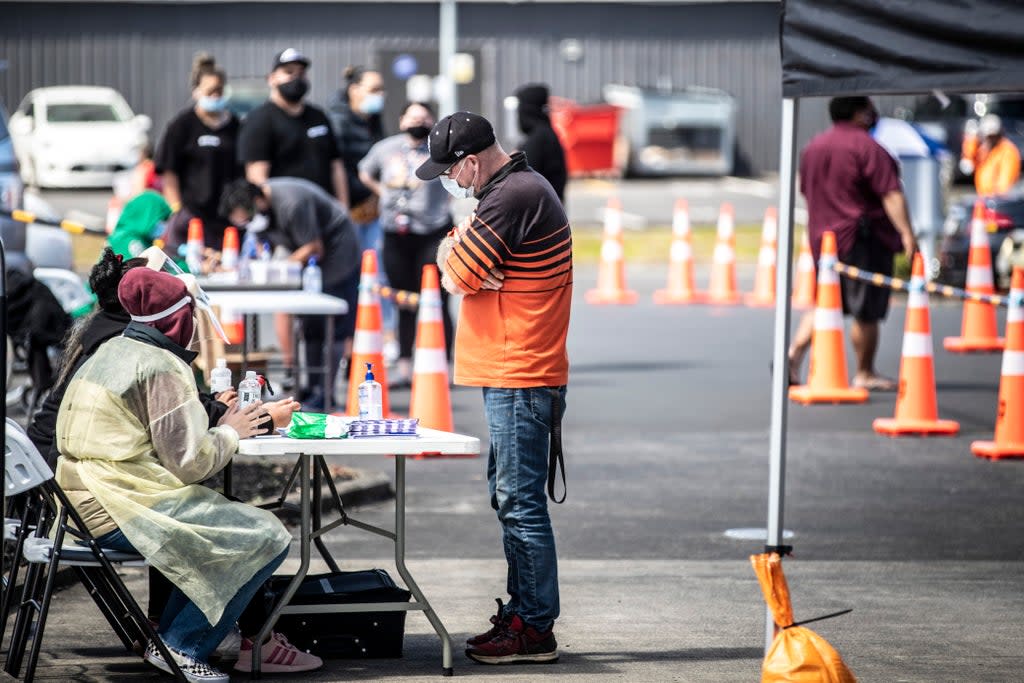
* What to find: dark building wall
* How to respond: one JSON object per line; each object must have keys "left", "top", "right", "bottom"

{"left": 0, "top": 1, "right": 910, "bottom": 174}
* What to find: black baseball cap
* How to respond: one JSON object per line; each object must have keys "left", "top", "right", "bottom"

{"left": 272, "top": 48, "right": 311, "bottom": 71}
{"left": 415, "top": 112, "right": 496, "bottom": 180}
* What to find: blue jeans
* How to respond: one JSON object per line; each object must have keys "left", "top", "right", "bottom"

{"left": 483, "top": 386, "right": 567, "bottom": 633}
{"left": 93, "top": 528, "right": 288, "bottom": 663}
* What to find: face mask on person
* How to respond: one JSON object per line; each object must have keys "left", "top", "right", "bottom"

{"left": 360, "top": 92, "right": 384, "bottom": 115}
{"left": 404, "top": 125, "right": 431, "bottom": 140}
{"left": 246, "top": 212, "right": 270, "bottom": 233}
{"left": 197, "top": 95, "right": 226, "bottom": 113}
{"left": 440, "top": 159, "right": 476, "bottom": 200}
{"left": 277, "top": 77, "right": 309, "bottom": 104}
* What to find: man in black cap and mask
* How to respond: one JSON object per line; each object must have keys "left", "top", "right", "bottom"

{"left": 421, "top": 111, "right": 572, "bottom": 666}
{"left": 515, "top": 83, "right": 567, "bottom": 202}
{"left": 239, "top": 48, "right": 349, "bottom": 208}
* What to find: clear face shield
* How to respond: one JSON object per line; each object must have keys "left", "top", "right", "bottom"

{"left": 139, "top": 246, "right": 230, "bottom": 346}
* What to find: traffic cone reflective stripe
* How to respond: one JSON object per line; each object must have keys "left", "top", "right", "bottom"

{"left": 409, "top": 265, "right": 453, "bottom": 433}
{"left": 792, "top": 231, "right": 817, "bottom": 309}
{"left": 745, "top": 206, "right": 777, "bottom": 307}
{"left": 944, "top": 201, "right": 1004, "bottom": 352}
{"left": 653, "top": 199, "right": 698, "bottom": 304}
{"left": 873, "top": 253, "right": 959, "bottom": 436}
{"left": 704, "top": 202, "right": 741, "bottom": 305}
{"left": 586, "top": 198, "right": 637, "bottom": 305}
{"left": 790, "top": 231, "right": 869, "bottom": 405}
{"left": 972, "top": 266, "right": 1024, "bottom": 459}
{"left": 347, "top": 250, "right": 390, "bottom": 416}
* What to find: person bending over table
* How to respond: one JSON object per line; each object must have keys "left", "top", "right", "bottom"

{"left": 220, "top": 177, "right": 361, "bottom": 411}
{"left": 55, "top": 267, "right": 320, "bottom": 681}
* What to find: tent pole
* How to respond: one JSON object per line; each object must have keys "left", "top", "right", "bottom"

{"left": 765, "top": 96, "right": 799, "bottom": 652}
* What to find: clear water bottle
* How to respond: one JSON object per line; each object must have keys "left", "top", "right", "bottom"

{"left": 302, "top": 256, "right": 323, "bottom": 293}
{"left": 210, "top": 358, "right": 232, "bottom": 394}
{"left": 357, "top": 363, "right": 383, "bottom": 420}
{"left": 238, "top": 370, "right": 261, "bottom": 409}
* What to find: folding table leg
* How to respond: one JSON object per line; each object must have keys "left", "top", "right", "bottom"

{"left": 391, "top": 457, "right": 454, "bottom": 676}
{"left": 312, "top": 456, "right": 340, "bottom": 572}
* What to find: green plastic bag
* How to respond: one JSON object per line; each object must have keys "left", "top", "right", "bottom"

{"left": 286, "top": 412, "right": 352, "bottom": 439}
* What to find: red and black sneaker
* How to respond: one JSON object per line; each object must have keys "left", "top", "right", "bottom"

{"left": 466, "top": 598, "right": 513, "bottom": 646}
{"left": 465, "top": 615, "right": 558, "bottom": 664}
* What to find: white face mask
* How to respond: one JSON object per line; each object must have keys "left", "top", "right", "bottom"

{"left": 246, "top": 213, "right": 270, "bottom": 233}
{"left": 360, "top": 92, "right": 384, "bottom": 115}
{"left": 440, "top": 160, "right": 476, "bottom": 200}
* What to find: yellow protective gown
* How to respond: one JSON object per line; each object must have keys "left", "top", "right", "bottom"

{"left": 56, "top": 335, "right": 291, "bottom": 625}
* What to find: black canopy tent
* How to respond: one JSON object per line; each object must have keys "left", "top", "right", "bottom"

{"left": 765, "top": 0, "right": 1024, "bottom": 648}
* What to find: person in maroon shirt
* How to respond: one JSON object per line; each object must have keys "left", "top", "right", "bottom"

{"left": 788, "top": 96, "right": 917, "bottom": 391}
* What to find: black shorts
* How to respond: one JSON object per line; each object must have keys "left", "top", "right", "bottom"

{"left": 839, "top": 232, "right": 893, "bottom": 323}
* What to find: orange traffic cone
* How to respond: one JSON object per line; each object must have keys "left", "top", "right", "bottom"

{"left": 704, "top": 202, "right": 741, "bottom": 305}
{"left": 585, "top": 198, "right": 637, "bottom": 305}
{"left": 745, "top": 206, "right": 778, "bottom": 307}
{"left": 944, "top": 202, "right": 1005, "bottom": 353}
{"left": 653, "top": 199, "right": 698, "bottom": 304}
{"left": 873, "top": 254, "right": 959, "bottom": 436}
{"left": 185, "top": 217, "right": 204, "bottom": 274}
{"left": 221, "top": 226, "right": 239, "bottom": 272}
{"left": 790, "top": 231, "right": 869, "bottom": 405}
{"left": 220, "top": 307, "right": 244, "bottom": 345}
{"left": 409, "top": 265, "right": 453, "bottom": 432}
{"left": 972, "top": 266, "right": 1024, "bottom": 459}
{"left": 792, "top": 230, "right": 817, "bottom": 309}
{"left": 346, "top": 250, "right": 391, "bottom": 416}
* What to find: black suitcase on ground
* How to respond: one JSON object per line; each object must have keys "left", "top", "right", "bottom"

{"left": 247, "top": 569, "right": 412, "bottom": 658}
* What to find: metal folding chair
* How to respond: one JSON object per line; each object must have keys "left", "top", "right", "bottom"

{"left": 2, "top": 419, "right": 185, "bottom": 681}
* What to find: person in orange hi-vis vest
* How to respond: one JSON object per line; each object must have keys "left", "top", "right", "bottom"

{"left": 960, "top": 114, "right": 1021, "bottom": 196}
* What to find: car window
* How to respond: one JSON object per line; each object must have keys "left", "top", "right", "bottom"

{"left": 46, "top": 103, "right": 123, "bottom": 123}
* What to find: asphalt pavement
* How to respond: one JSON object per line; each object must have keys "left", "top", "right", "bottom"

{"left": 13, "top": 263, "right": 1024, "bottom": 682}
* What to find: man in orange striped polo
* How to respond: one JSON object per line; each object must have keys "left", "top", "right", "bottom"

{"left": 416, "top": 112, "right": 571, "bottom": 665}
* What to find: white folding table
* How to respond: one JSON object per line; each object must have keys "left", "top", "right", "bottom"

{"left": 236, "top": 429, "right": 480, "bottom": 678}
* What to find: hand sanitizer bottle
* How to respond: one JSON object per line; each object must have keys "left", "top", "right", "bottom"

{"left": 210, "top": 358, "right": 232, "bottom": 394}
{"left": 357, "top": 362, "right": 383, "bottom": 420}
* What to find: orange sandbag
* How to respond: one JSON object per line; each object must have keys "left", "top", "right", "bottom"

{"left": 751, "top": 553, "right": 856, "bottom": 683}
{"left": 762, "top": 625, "right": 856, "bottom": 683}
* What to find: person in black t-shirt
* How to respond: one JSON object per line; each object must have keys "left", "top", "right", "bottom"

{"left": 238, "top": 48, "right": 349, "bottom": 208}
{"left": 155, "top": 53, "right": 242, "bottom": 255}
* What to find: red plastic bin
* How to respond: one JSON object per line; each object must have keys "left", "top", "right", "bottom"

{"left": 550, "top": 103, "right": 623, "bottom": 176}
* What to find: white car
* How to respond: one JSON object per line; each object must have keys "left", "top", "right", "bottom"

{"left": 9, "top": 86, "right": 151, "bottom": 189}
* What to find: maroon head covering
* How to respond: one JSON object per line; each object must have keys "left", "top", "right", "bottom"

{"left": 117, "top": 268, "right": 195, "bottom": 348}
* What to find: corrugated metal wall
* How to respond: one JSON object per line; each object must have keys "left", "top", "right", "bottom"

{"left": 0, "top": 1, "right": 912, "bottom": 174}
